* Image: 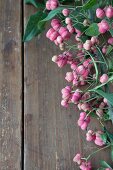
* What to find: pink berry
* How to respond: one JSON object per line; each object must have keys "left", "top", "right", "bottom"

{"left": 81, "top": 103, "right": 90, "bottom": 112}
{"left": 61, "top": 30, "right": 71, "bottom": 40}
{"left": 67, "top": 24, "right": 75, "bottom": 33}
{"left": 81, "top": 122, "right": 88, "bottom": 130}
{"left": 62, "top": 9, "right": 70, "bottom": 16}
{"left": 46, "top": 1, "right": 51, "bottom": 10}
{"left": 96, "top": 8, "right": 105, "bottom": 19}
{"left": 51, "top": 19, "right": 60, "bottom": 30}
{"left": 65, "top": 17, "right": 72, "bottom": 24}
{"left": 91, "top": 36, "right": 98, "bottom": 44}
{"left": 61, "top": 100, "right": 68, "bottom": 107}
{"left": 73, "top": 153, "right": 82, "bottom": 165}
{"left": 102, "top": 46, "right": 107, "bottom": 54}
{"left": 77, "top": 65, "right": 86, "bottom": 75}
{"left": 105, "top": 6, "right": 113, "bottom": 18}
{"left": 50, "top": 0, "right": 58, "bottom": 10}
{"left": 52, "top": 55, "right": 58, "bottom": 62}
{"left": 65, "top": 72, "right": 74, "bottom": 82}
{"left": 98, "top": 23, "right": 107, "bottom": 34}
{"left": 61, "top": 86, "right": 71, "bottom": 100}
{"left": 101, "top": 20, "right": 110, "bottom": 30}
{"left": 103, "top": 98, "right": 108, "bottom": 104}
{"left": 49, "top": 31, "right": 59, "bottom": 41}
{"left": 108, "top": 37, "right": 113, "bottom": 44}
{"left": 57, "top": 36, "right": 63, "bottom": 44}
{"left": 100, "top": 74, "right": 109, "bottom": 84}
{"left": 86, "top": 130, "right": 95, "bottom": 142}
{"left": 46, "top": 28, "right": 55, "bottom": 38}
{"left": 83, "top": 40, "right": 92, "bottom": 50}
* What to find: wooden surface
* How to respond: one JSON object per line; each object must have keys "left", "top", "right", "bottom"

{"left": 0, "top": 1, "right": 112, "bottom": 170}
{"left": 0, "top": 0, "right": 22, "bottom": 169}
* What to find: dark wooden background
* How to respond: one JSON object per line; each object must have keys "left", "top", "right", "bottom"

{"left": 0, "top": 0, "right": 112, "bottom": 169}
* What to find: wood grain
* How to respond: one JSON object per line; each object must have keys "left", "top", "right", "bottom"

{"left": 24, "top": 4, "right": 112, "bottom": 170}
{"left": 0, "top": 0, "right": 22, "bottom": 169}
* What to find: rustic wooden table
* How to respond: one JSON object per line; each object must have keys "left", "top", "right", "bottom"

{"left": 0, "top": 1, "right": 112, "bottom": 170}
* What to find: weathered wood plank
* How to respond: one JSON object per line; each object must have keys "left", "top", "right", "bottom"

{"left": 0, "top": 0, "right": 22, "bottom": 169}
{"left": 24, "top": 5, "right": 112, "bottom": 170}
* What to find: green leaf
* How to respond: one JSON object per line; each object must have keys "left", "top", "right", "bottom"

{"left": 109, "top": 29, "right": 113, "bottom": 37}
{"left": 100, "top": 161, "right": 112, "bottom": 168}
{"left": 82, "top": 0, "right": 97, "bottom": 10}
{"left": 40, "top": 7, "right": 64, "bottom": 22}
{"left": 85, "top": 23, "right": 100, "bottom": 36}
{"left": 104, "top": 128, "right": 113, "bottom": 142}
{"left": 100, "top": 134, "right": 107, "bottom": 143}
{"left": 24, "top": 0, "right": 45, "bottom": 8}
{"left": 111, "top": 143, "right": 113, "bottom": 161}
{"left": 23, "top": 11, "right": 47, "bottom": 42}
{"left": 108, "top": 107, "right": 113, "bottom": 123}
{"left": 94, "top": 89, "right": 113, "bottom": 106}
{"left": 85, "top": 51, "right": 98, "bottom": 81}
{"left": 106, "top": 45, "right": 113, "bottom": 55}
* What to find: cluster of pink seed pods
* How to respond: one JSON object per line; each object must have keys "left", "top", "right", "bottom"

{"left": 45, "top": 1, "right": 113, "bottom": 169}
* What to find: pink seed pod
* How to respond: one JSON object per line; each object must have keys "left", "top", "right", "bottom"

{"left": 105, "top": 6, "right": 113, "bottom": 18}
{"left": 61, "top": 100, "right": 69, "bottom": 107}
{"left": 98, "top": 23, "right": 107, "bottom": 34}
{"left": 80, "top": 112, "right": 86, "bottom": 118}
{"left": 81, "top": 122, "right": 88, "bottom": 130}
{"left": 59, "top": 43, "right": 65, "bottom": 51}
{"left": 101, "top": 20, "right": 110, "bottom": 31}
{"left": 103, "top": 98, "right": 108, "bottom": 104}
{"left": 58, "top": 27, "right": 67, "bottom": 35}
{"left": 100, "top": 74, "right": 109, "bottom": 84}
{"left": 102, "top": 46, "right": 107, "bottom": 54}
{"left": 78, "top": 43, "right": 83, "bottom": 49}
{"left": 73, "top": 153, "right": 82, "bottom": 165}
{"left": 67, "top": 24, "right": 75, "bottom": 33}
{"left": 61, "top": 86, "right": 71, "bottom": 100}
{"left": 52, "top": 55, "right": 58, "bottom": 62}
{"left": 108, "top": 37, "right": 113, "bottom": 44}
{"left": 80, "top": 161, "right": 92, "bottom": 170}
{"left": 51, "top": 19, "right": 61, "bottom": 30}
{"left": 57, "top": 36, "right": 63, "bottom": 44}
{"left": 46, "top": 1, "right": 51, "bottom": 10}
{"left": 71, "top": 62, "right": 78, "bottom": 70}
{"left": 86, "top": 130, "right": 96, "bottom": 142}
{"left": 49, "top": 31, "right": 59, "bottom": 41}
{"left": 46, "top": 28, "right": 55, "bottom": 38}
{"left": 77, "top": 103, "right": 82, "bottom": 110}
{"left": 65, "top": 17, "right": 72, "bottom": 24}
{"left": 57, "top": 58, "right": 67, "bottom": 68}
{"left": 94, "top": 131, "right": 105, "bottom": 146}
{"left": 65, "top": 72, "right": 74, "bottom": 82}
{"left": 82, "top": 70, "right": 89, "bottom": 78}
{"left": 62, "top": 9, "right": 70, "bottom": 16}
{"left": 96, "top": 8, "right": 105, "bottom": 19}
{"left": 71, "top": 91, "right": 81, "bottom": 103}
{"left": 99, "top": 102, "right": 106, "bottom": 109}
{"left": 50, "top": 0, "right": 59, "bottom": 10}
{"left": 81, "top": 103, "right": 90, "bottom": 112}
{"left": 83, "top": 40, "right": 92, "bottom": 50}
{"left": 91, "top": 36, "right": 98, "bottom": 45}
{"left": 81, "top": 92, "right": 91, "bottom": 101}
{"left": 61, "top": 30, "right": 71, "bottom": 40}
{"left": 77, "top": 65, "right": 86, "bottom": 75}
